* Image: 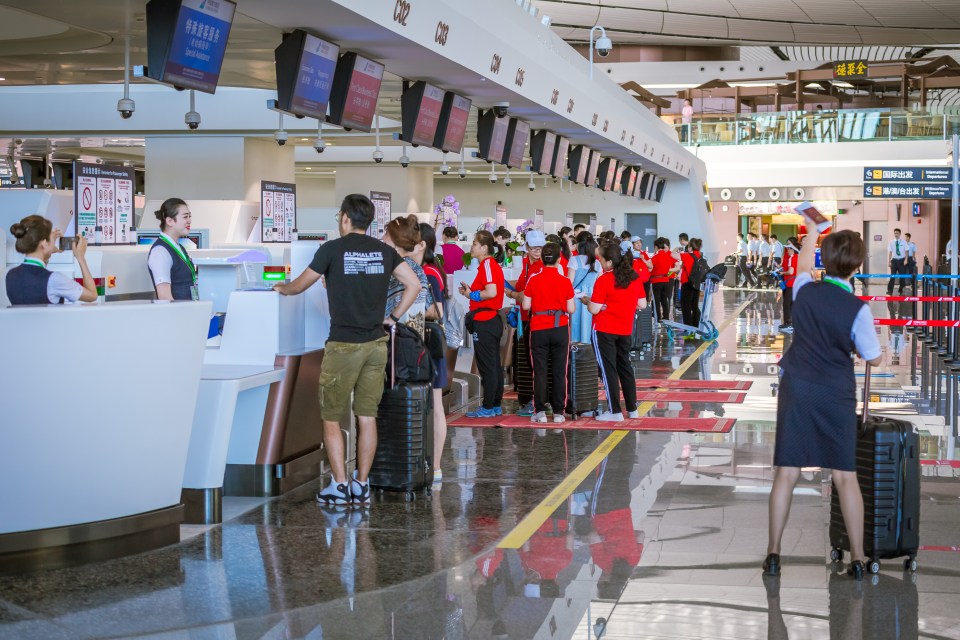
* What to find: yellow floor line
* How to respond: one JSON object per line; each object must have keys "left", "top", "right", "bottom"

{"left": 497, "top": 296, "right": 755, "bottom": 549}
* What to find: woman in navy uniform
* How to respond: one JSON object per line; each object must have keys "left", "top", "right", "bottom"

{"left": 764, "top": 225, "right": 882, "bottom": 580}
{"left": 147, "top": 198, "right": 197, "bottom": 301}
{"left": 6, "top": 215, "right": 97, "bottom": 305}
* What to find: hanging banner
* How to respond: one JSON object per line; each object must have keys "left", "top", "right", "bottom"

{"left": 495, "top": 204, "right": 507, "bottom": 229}
{"left": 369, "top": 191, "right": 392, "bottom": 237}
{"left": 73, "top": 161, "right": 135, "bottom": 244}
{"left": 260, "top": 181, "right": 297, "bottom": 242}
{"left": 534, "top": 209, "right": 544, "bottom": 231}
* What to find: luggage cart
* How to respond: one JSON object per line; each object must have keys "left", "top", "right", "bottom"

{"left": 662, "top": 272, "right": 723, "bottom": 341}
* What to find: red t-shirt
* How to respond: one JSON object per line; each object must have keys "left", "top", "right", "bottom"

{"left": 422, "top": 264, "right": 445, "bottom": 293}
{"left": 525, "top": 267, "right": 574, "bottom": 331}
{"left": 783, "top": 250, "right": 799, "bottom": 287}
{"left": 519, "top": 519, "right": 572, "bottom": 581}
{"left": 650, "top": 250, "right": 678, "bottom": 283}
{"left": 679, "top": 250, "right": 701, "bottom": 284}
{"left": 469, "top": 257, "right": 504, "bottom": 322}
{"left": 591, "top": 271, "right": 645, "bottom": 335}
{"left": 589, "top": 509, "right": 642, "bottom": 573}
{"left": 516, "top": 257, "right": 544, "bottom": 321}
{"left": 632, "top": 256, "right": 651, "bottom": 284}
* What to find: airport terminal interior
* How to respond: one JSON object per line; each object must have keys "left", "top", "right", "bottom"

{"left": 1, "top": 1, "right": 960, "bottom": 639}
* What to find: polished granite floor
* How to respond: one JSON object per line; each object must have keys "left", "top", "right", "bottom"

{"left": 2, "top": 289, "right": 959, "bottom": 640}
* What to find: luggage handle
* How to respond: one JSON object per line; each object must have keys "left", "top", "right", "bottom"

{"left": 389, "top": 323, "right": 397, "bottom": 390}
{"left": 861, "top": 361, "right": 872, "bottom": 426}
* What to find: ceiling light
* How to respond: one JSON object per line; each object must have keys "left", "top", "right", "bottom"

{"left": 0, "top": 77, "right": 6, "bottom": 81}
{"left": 301, "top": 138, "right": 309, "bottom": 141}
{"left": 304, "top": 167, "right": 312, "bottom": 170}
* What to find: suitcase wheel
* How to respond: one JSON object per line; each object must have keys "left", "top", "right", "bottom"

{"left": 830, "top": 548, "right": 842, "bottom": 562}
{"left": 403, "top": 491, "right": 416, "bottom": 502}
{"left": 870, "top": 574, "right": 880, "bottom": 586}
{"left": 868, "top": 559, "right": 881, "bottom": 574}
{"left": 904, "top": 557, "right": 918, "bottom": 572}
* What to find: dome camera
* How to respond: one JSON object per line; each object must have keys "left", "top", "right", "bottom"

{"left": 493, "top": 102, "right": 509, "bottom": 118}
{"left": 528, "top": 178, "right": 536, "bottom": 191}
{"left": 373, "top": 149, "right": 384, "bottom": 163}
{"left": 488, "top": 171, "right": 498, "bottom": 184}
{"left": 117, "top": 97, "right": 135, "bottom": 119}
{"left": 459, "top": 168, "right": 467, "bottom": 178}
{"left": 503, "top": 175, "right": 512, "bottom": 187}
{"left": 439, "top": 162, "right": 451, "bottom": 175}
{"left": 313, "top": 137, "right": 326, "bottom": 153}
{"left": 595, "top": 35, "right": 612, "bottom": 57}
{"left": 185, "top": 110, "right": 201, "bottom": 130}
{"left": 274, "top": 130, "right": 288, "bottom": 146}
{"left": 399, "top": 153, "right": 410, "bottom": 168}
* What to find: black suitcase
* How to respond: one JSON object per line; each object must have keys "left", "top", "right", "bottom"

{"left": 513, "top": 329, "right": 536, "bottom": 403}
{"left": 567, "top": 342, "right": 599, "bottom": 417}
{"left": 631, "top": 307, "right": 654, "bottom": 351}
{"left": 829, "top": 366, "right": 920, "bottom": 574}
{"left": 368, "top": 325, "right": 433, "bottom": 495}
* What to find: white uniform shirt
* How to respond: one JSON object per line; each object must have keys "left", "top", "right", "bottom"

{"left": 772, "top": 241, "right": 784, "bottom": 259}
{"left": 748, "top": 239, "right": 760, "bottom": 259}
{"left": 759, "top": 241, "right": 772, "bottom": 258}
{"left": 46, "top": 270, "right": 83, "bottom": 303}
{"left": 947, "top": 239, "right": 954, "bottom": 261}
{"left": 737, "top": 240, "right": 748, "bottom": 257}
{"left": 888, "top": 238, "right": 906, "bottom": 259}
{"left": 906, "top": 241, "right": 916, "bottom": 258}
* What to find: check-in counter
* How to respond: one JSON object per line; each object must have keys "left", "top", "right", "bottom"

{"left": 0, "top": 301, "right": 211, "bottom": 573}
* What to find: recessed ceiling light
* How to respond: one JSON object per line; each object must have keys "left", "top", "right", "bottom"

{"left": 332, "top": 170, "right": 336, "bottom": 173}
{"left": 304, "top": 167, "right": 312, "bottom": 170}
{"left": 301, "top": 138, "right": 309, "bottom": 141}
{"left": 0, "top": 77, "right": 6, "bottom": 81}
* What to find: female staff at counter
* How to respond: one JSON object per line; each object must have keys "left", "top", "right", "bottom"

{"left": 6, "top": 215, "right": 98, "bottom": 305}
{"left": 147, "top": 198, "right": 197, "bottom": 301}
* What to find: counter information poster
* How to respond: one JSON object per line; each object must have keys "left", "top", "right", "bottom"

{"left": 495, "top": 204, "right": 507, "bottom": 230}
{"left": 565, "top": 213, "right": 573, "bottom": 227}
{"left": 589, "top": 214, "right": 597, "bottom": 234}
{"left": 73, "top": 161, "right": 135, "bottom": 244}
{"left": 370, "top": 191, "right": 392, "bottom": 237}
{"left": 534, "top": 209, "right": 544, "bottom": 231}
{"left": 260, "top": 181, "right": 297, "bottom": 242}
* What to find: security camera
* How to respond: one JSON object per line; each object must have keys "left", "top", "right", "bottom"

{"left": 185, "top": 110, "right": 201, "bottom": 130}
{"left": 117, "top": 97, "right": 135, "bottom": 119}
{"left": 440, "top": 162, "right": 450, "bottom": 175}
{"left": 595, "top": 35, "right": 612, "bottom": 57}
{"left": 528, "top": 178, "right": 536, "bottom": 192}
{"left": 488, "top": 172, "right": 498, "bottom": 184}
{"left": 274, "top": 130, "right": 288, "bottom": 146}
{"left": 503, "top": 175, "right": 512, "bottom": 187}
{"left": 493, "top": 102, "right": 509, "bottom": 118}
{"left": 313, "top": 137, "right": 326, "bottom": 153}
{"left": 459, "top": 169, "right": 467, "bottom": 178}
{"left": 373, "top": 149, "right": 384, "bottom": 163}
{"left": 399, "top": 153, "right": 410, "bottom": 168}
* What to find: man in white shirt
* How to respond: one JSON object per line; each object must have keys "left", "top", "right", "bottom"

{"left": 771, "top": 234, "right": 784, "bottom": 266}
{"left": 903, "top": 232, "right": 917, "bottom": 275}
{"left": 946, "top": 238, "right": 954, "bottom": 264}
{"left": 759, "top": 234, "right": 773, "bottom": 271}
{"left": 747, "top": 233, "right": 761, "bottom": 285}
{"left": 735, "top": 233, "right": 755, "bottom": 288}
{"left": 887, "top": 228, "right": 907, "bottom": 295}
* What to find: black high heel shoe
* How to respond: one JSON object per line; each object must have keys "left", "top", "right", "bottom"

{"left": 762, "top": 553, "right": 781, "bottom": 576}
{"left": 847, "top": 560, "right": 865, "bottom": 580}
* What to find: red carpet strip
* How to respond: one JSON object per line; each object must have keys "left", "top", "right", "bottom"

{"left": 447, "top": 414, "right": 735, "bottom": 432}
{"left": 633, "top": 379, "right": 753, "bottom": 391}
{"left": 634, "top": 391, "right": 746, "bottom": 403}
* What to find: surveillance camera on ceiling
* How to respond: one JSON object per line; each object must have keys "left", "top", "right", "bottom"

{"left": 720, "top": 188, "right": 732, "bottom": 201}
{"left": 793, "top": 187, "right": 805, "bottom": 200}
{"left": 399, "top": 153, "right": 410, "bottom": 168}
{"left": 274, "top": 130, "right": 288, "bottom": 146}
{"left": 439, "top": 162, "right": 451, "bottom": 175}
{"left": 488, "top": 171, "right": 497, "bottom": 184}
{"left": 493, "top": 102, "right": 509, "bottom": 118}
{"left": 372, "top": 149, "right": 384, "bottom": 163}
{"left": 313, "top": 137, "right": 326, "bottom": 153}
{"left": 768, "top": 188, "right": 781, "bottom": 200}
{"left": 528, "top": 178, "right": 536, "bottom": 192}
{"left": 459, "top": 167, "right": 467, "bottom": 178}
{"left": 595, "top": 35, "right": 612, "bottom": 57}
{"left": 117, "top": 97, "right": 135, "bottom": 119}
{"left": 184, "top": 110, "right": 201, "bottom": 130}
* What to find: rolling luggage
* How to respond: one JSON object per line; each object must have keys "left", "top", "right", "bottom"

{"left": 567, "top": 342, "right": 599, "bottom": 417}
{"left": 829, "top": 365, "right": 920, "bottom": 574}
{"left": 368, "top": 325, "right": 433, "bottom": 496}
{"left": 631, "top": 307, "right": 655, "bottom": 352}
{"left": 513, "top": 329, "right": 537, "bottom": 403}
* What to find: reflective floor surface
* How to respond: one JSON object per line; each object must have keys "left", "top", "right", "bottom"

{"left": 2, "top": 290, "right": 959, "bottom": 640}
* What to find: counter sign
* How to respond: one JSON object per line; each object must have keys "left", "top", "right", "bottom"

{"left": 73, "top": 161, "right": 135, "bottom": 243}
{"left": 260, "top": 181, "right": 297, "bottom": 242}
{"left": 833, "top": 60, "right": 868, "bottom": 79}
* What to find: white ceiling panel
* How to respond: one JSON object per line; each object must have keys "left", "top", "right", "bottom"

{"left": 608, "top": 0, "right": 669, "bottom": 10}
{"left": 727, "top": 19, "right": 796, "bottom": 43}
{"left": 532, "top": 2, "right": 602, "bottom": 26}
{"left": 663, "top": 0, "right": 740, "bottom": 19}
{"left": 598, "top": 7, "right": 666, "bottom": 34}
{"left": 661, "top": 12, "right": 729, "bottom": 38}
{"left": 727, "top": 0, "right": 812, "bottom": 23}
{"left": 799, "top": 1, "right": 881, "bottom": 26}
{"left": 791, "top": 23, "right": 865, "bottom": 44}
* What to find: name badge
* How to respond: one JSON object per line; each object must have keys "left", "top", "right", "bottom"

{"left": 191, "top": 285, "right": 199, "bottom": 301}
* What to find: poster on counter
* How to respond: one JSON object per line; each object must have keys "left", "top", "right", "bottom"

{"left": 369, "top": 191, "right": 392, "bottom": 237}
{"left": 565, "top": 213, "right": 573, "bottom": 227}
{"left": 589, "top": 214, "right": 597, "bottom": 234}
{"left": 73, "top": 161, "right": 135, "bottom": 244}
{"left": 495, "top": 204, "right": 507, "bottom": 230}
{"left": 610, "top": 217, "right": 616, "bottom": 233}
{"left": 260, "top": 181, "right": 297, "bottom": 242}
{"left": 534, "top": 209, "right": 544, "bottom": 231}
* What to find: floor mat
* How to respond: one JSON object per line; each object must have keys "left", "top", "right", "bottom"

{"left": 448, "top": 414, "right": 736, "bottom": 432}
{"left": 633, "top": 379, "right": 753, "bottom": 391}
{"left": 633, "top": 391, "right": 747, "bottom": 403}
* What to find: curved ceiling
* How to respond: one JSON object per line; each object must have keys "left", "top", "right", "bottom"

{"left": 532, "top": 0, "right": 960, "bottom": 45}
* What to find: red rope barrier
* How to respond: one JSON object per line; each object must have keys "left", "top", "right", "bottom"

{"left": 859, "top": 296, "right": 960, "bottom": 302}
{"left": 873, "top": 318, "right": 960, "bottom": 327}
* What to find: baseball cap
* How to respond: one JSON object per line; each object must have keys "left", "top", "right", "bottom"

{"left": 630, "top": 235, "right": 642, "bottom": 243}
{"left": 619, "top": 240, "right": 633, "bottom": 254}
{"left": 524, "top": 229, "right": 546, "bottom": 248}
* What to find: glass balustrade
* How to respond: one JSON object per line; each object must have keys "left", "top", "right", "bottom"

{"left": 673, "top": 108, "right": 960, "bottom": 146}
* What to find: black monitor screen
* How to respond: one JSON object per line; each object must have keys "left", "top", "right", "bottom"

{"left": 551, "top": 137, "right": 569, "bottom": 179}
{"left": 327, "top": 52, "right": 385, "bottom": 132}
{"left": 477, "top": 110, "right": 510, "bottom": 163}
{"left": 567, "top": 145, "right": 589, "bottom": 184}
{"left": 146, "top": 0, "right": 236, "bottom": 94}
{"left": 275, "top": 30, "right": 339, "bottom": 120}
{"left": 434, "top": 93, "right": 472, "bottom": 154}
{"left": 401, "top": 81, "right": 446, "bottom": 147}
{"left": 529, "top": 130, "right": 557, "bottom": 176}
{"left": 503, "top": 119, "right": 530, "bottom": 169}
{"left": 586, "top": 150, "right": 601, "bottom": 188}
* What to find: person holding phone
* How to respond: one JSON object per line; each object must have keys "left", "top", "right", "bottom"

{"left": 6, "top": 215, "right": 97, "bottom": 305}
{"left": 147, "top": 198, "right": 197, "bottom": 301}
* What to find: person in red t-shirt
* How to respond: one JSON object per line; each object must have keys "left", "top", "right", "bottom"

{"left": 679, "top": 237, "right": 704, "bottom": 328}
{"left": 582, "top": 242, "right": 647, "bottom": 421}
{"left": 459, "top": 231, "right": 505, "bottom": 417}
{"left": 507, "top": 230, "right": 546, "bottom": 416}
{"left": 649, "top": 237, "right": 681, "bottom": 323}
{"left": 779, "top": 237, "right": 800, "bottom": 332}
{"left": 522, "top": 242, "right": 575, "bottom": 423}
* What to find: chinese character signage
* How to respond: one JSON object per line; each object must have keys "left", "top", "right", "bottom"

{"left": 260, "top": 181, "right": 297, "bottom": 242}
{"left": 832, "top": 60, "right": 868, "bottom": 80}
{"left": 862, "top": 166, "right": 954, "bottom": 199}
{"left": 73, "top": 161, "right": 135, "bottom": 243}
{"left": 154, "top": 0, "right": 237, "bottom": 94}
{"left": 864, "top": 167, "right": 953, "bottom": 182}
{"left": 863, "top": 183, "right": 952, "bottom": 199}
{"left": 369, "top": 191, "right": 392, "bottom": 238}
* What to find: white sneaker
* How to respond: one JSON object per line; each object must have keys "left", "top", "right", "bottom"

{"left": 531, "top": 411, "right": 548, "bottom": 423}
{"left": 595, "top": 412, "right": 625, "bottom": 422}
{"left": 627, "top": 410, "right": 640, "bottom": 419}
{"left": 553, "top": 414, "right": 566, "bottom": 424}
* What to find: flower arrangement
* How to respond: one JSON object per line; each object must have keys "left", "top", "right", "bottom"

{"left": 515, "top": 218, "right": 534, "bottom": 241}
{"left": 433, "top": 195, "right": 460, "bottom": 229}
{"left": 477, "top": 219, "right": 495, "bottom": 233}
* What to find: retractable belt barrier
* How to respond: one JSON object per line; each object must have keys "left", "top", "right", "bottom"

{"left": 873, "top": 318, "right": 960, "bottom": 327}
{"left": 859, "top": 296, "right": 960, "bottom": 302}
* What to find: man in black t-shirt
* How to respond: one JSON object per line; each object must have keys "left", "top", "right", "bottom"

{"left": 276, "top": 194, "right": 420, "bottom": 506}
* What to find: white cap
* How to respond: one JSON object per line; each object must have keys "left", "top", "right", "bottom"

{"left": 619, "top": 240, "right": 633, "bottom": 254}
{"left": 524, "top": 229, "right": 546, "bottom": 248}
{"left": 630, "top": 235, "right": 642, "bottom": 243}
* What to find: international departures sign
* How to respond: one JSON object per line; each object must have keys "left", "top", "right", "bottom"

{"left": 833, "top": 60, "right": 868, "bottom": 79}
{"left": 863, "top": 166, "right": 955, "bottom": 199}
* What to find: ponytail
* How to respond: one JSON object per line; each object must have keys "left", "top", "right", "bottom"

{"left": 599, "top": 241, "right": 638, "bottom": 289}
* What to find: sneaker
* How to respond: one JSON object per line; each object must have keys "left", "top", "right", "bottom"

{"left": 531, "top": 411, "right": 548, "bottom": 423}
{"left": 493, "top": 406, "right": 503, "bottom": 416}
{"left": 595, "top": 412, "right": 625, "bottom": 422}
{"left": 553, "top": 414, "right": 566, "bottom": 424}
{"left": 627, "top": 410, "right": 640, "bottom": 419}
{"left": 466, "top": 406, "right": 498, "bottom": 418}
{"left": 318, "top": 504, "right": 349, "bottom": 528}
{"left": 316, "top": 476, "right": 352, "bottom": 506}
{"left": 517, "top": 401, "right": 535, "bottom": 417}
{"left": 350, "top": 470, "right": 371, "bottom": 505}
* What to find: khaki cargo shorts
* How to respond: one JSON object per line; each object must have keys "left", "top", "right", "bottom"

{"left": 318, "top": 337, "right": 388, "bottom": 422}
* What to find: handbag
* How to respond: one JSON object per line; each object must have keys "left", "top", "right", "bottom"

{"left": 424, "top": 296, "right": 446, "bottom": 359}
{"left": 444, "top": 297, "right": 464, "bottom": 348}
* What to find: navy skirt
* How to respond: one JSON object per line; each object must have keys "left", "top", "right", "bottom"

{"left": 774, "top": 373, "right": 857, "bottom": 472}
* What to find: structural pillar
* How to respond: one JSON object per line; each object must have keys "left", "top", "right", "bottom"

{"left": 334, "top": 166, "right": 435, "bottom": 216}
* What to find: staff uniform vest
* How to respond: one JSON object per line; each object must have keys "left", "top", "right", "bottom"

{"left": 5, "top": 263, "right": 54, "bottom": 305}
{"left": 148, "top": 238, "right": 196, "bottom": 301}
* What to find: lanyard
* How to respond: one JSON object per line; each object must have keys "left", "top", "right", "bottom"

{"left": 159, "top": 235, "right": 197, "bottom": 283}
{"left": 23, "top": 258, "right": 45, "bottom": 269}
{"left": 823, "top": 276, "right": 852, "bottom": 293}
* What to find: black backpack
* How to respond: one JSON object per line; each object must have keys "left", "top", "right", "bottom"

{"left": 687, "top": 255, "right": 711, "bottom": 288}
{"left": 386, "top": 323, "right": 435, "bottom": 386}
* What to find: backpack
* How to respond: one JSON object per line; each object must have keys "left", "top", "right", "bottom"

{"left": 386, "top": 323, "right": 435, "bottom": 386}
{"left": 687, "top": 255, "right": 710, "bottom": 288}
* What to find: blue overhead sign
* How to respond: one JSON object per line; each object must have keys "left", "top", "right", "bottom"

{"left": 863, "top": 183, "right": 953, "bottom": 199}
{"left": 863, "top": 167, "right": 953, "bottom": 182}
